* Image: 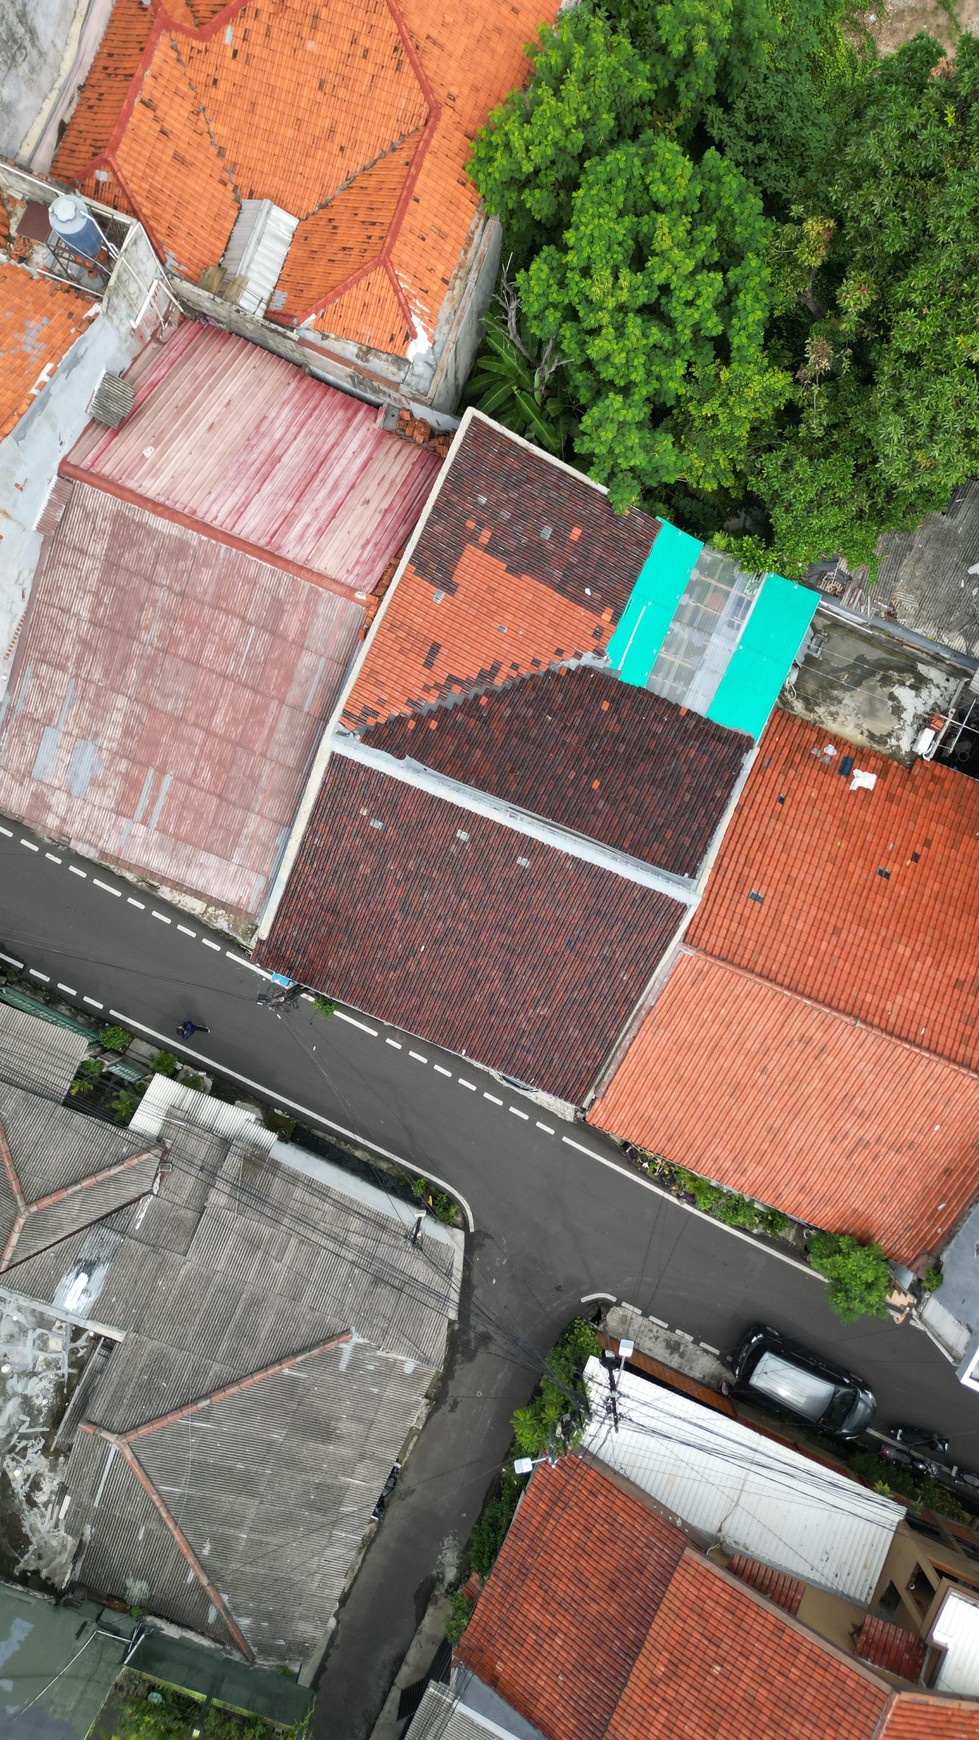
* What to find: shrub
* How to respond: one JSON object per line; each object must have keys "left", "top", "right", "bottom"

{"left": 313, "top": 994, "right": 336, "bottom": 1019}
{"left": 808, "top": 1231, "right": 891, "bottom": 1323}
{"left": 411, "top": 1176, "right": 457, "bottom": 1223}
{"left": 182, "top": 1072, "right": 206, "bottom": 1092}
{"left": 672, "top": 1167, "right": 725, "bottom": 1213}
{"left": 149, "top": 1050, "right": 178, "bottom": 1077}
{"left": 760, "top": 1206, "right": 789, "bottom": 1239}
{"left": 68, "top": 1078, "right": 95, "bottom": 1098}
{"left": 711, "top": 1192, "right": 760, "bottom": 1230}
{"left": 99, "top": 1024, "right": 132, "bottom": 1053}
{"left": 511, "top": 1317, "right": 600, "bottom": 1458}
{"left": 78, "top": 1057, "right": 104, "bottom": 1080}
{"left": 470, "top": 1468, "right": 522, "bottom": 1581}
{"left": 923, "top": 1265, "right": 943, "bottom": 1293}
{"left": 110, "top": 1085, "right": 145, "bottom": 1125}
{"left": 445, "top": 1588, "right": 474, "bottom": 1647}
{"left": 262, "top": 1109, "right": 297, "bottom": 1140}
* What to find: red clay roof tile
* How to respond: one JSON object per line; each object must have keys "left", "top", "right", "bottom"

{"left": 689, "top": 711, "right": 979, "bottom": 1071}
{"left": 0, "top": 261, "right": 91, "bottom": 442}
{"left": 363, "top": 666, "right": 750, "bottom": 877}
{"left": 726, "top": 1552, "right": 806, "bottom": 1615}
{"left": 855, "top": 1615, "right": 927, "bottom": 1682}
{"left": 344, "top": 413, "right": 659, "bottom": 729}
{"left": 589, "top": 949, "right": 979, "bottom": 1262}
{"left": 606, "top": 1556, "right": 890, "bottom": 1740}
{"left": 880, "top": 1696, "right": 979, "bottom": 1737}
{"left": 458, "top": 1459, "right": 687, "bottom": 1740}
{"left": 51, "top": 0, "right": 558, "bottom": 355}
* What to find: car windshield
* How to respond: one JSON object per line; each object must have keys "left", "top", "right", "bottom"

{"left": 751, "top": 1352, "right": 838, "bottom": 1422}
{"left": 823, "top": 1386, "right": 860, "bottom": 1431}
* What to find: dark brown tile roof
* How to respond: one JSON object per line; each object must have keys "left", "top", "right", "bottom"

{"left": 344, "top": 413, "right": 659, "bottom": 732}
{"left": 362, "top": 666, "right": 749, "bottom": 878}
{"left": 255, "top": 755, "right": 686, "bottom": 1100}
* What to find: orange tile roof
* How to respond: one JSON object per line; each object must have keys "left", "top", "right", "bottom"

{"left": 51, "top": 0, "right": 558, "bottom": 355}
{"left": 606, "top": 1556, "right": 890, "bottom": 1740}
{"left": 589, "top": 949, "right": 979, "bottom": 1262}
{"left": 689, "top": 710, "right": 979, "bottom": 1071}
{"left": 881, "top": 1697, "right": 979, "bottom": 1737}
{"left": 457, "top": 1455, "right": 969, "bottom": 1740}
{"left": 345, "top": 546, "right": 620, "bottom": 729}
{"left": 458, "top": 1458, "right": 687, "bottom": 1740}
{"left": 0, "top": 260, "right": 91, "bottom": 441}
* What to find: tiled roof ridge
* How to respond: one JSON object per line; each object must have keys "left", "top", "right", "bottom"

{"left": 683, "top": 942, "right": 979, "bottom": 1085}
{"left": 109, "top": 1330, "right": 353, "bottom": 1441}
{"left": 58, "top": 0, "right": 446, "bottom": 335}
{"left": 81, "top": 1425, "right": 254, "bottom": 1660}
{"left": 332, "top": 734, "right": 698, "bottom": 900}
{"left": 0, "top": 1129, "right": 163, "bottom": 1272}
{"left": 358, "top": 649, "right": 608, "bottom": 735}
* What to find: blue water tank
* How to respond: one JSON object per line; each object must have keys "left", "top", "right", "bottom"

{"left": 49, "top": 194, "right": 106, "bottom": 262}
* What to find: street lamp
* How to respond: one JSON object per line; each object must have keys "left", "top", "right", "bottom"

{"left": 513, "top": 1453, "right": 557, "bottom": 1475}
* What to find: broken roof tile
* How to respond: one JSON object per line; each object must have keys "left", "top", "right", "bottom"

{"left": 689, "top": 710, "right": 979, "bottom": 1071}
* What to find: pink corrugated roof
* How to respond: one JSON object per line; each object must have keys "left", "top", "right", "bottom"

{"left": 0, "top": 481, "right": 364, "bottom": 916}
{"left": 65, "top": 326, "right": 441, "bottom": 596}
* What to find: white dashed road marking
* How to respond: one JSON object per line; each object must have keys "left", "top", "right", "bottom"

{"left": 458, "top": 1079, "right": 477, "bottom": 1091}
{"left": 334, "top": 1010, "right": 378, "bottom": 1036}
{"left": 202, "top": 937, "right": 220, "bottom": 950}
{"left": 57, "top": 983, "right": 77, "bottom": 997}
{"left": 509, "top": 1107, "right": 529, "bottom": 1120}
{"left": 19, "top": 840, "right": 38, "bottom": 852}
{"left": 385, "top": 1038, "right": 402, "bottom": 1049}
{"left": 69, "top": 866, "right": 86, "bottom": 878}
{"left": 483, "top": 1092, "right": 502, "bottom": 1105}
{"left": 0, "top": 825, "right": 11, "bottom": 837}
{"left": 0, "top": 952, "right": 24, "bottom": 969}
{"left": 433, "top": 1064, "right": 452, "bottom": 1077}
{"left": 152, "top": 912, "right": 171, "bottom": 924}
{"left": 409, "top": 1051, "right": 428, "bottom": 1063}
{"left": 536, "top": 1121, "right": 555, "bottom": 1134}
{"left": 127, "top": 898, "right": 144, "bottom": 909}
{"left": 94, "top": 879, "right": 121, "bottom": 896}
{"left": 176, "top": 924, "right": 196, "bottom": 937}
{"left": 28, "top": 969, "right": 50, "bottom": 982}
{"left": 45, "top": 852, "right": 61, "bottom": 864}
{"left": 82, "top": 996, "right": 103, "bottom": 1009}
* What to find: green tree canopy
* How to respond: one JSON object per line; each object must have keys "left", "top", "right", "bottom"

{"left": 521, "top": 135, "right": 790, "bottom": 508}
{"left": 468, "top": 11, "right": 654, "bottom": 263}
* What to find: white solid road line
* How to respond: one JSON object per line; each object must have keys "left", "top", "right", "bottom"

{"left": 107, "top": 1007, "right": 476, "bottom": 1232}
{"left": 561, "top": 1137, "right": 822, "bottom": 1279}
{"left": 335, "top": 1010, "right": 378, "bottom": 1036}
{"left": 580, "top": 1291, "right": 616, "bottom": 1304}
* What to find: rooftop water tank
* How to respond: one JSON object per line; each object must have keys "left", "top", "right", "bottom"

{"left": 49, "top": 195, "right": 106, "bottom": 263}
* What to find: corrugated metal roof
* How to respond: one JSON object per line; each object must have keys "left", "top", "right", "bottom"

{"left": 0, "top": 1005, "right": 89, "bottom": 1102}
{"left": 581, "top": 1360, "right": 902, "bottom": 1606}
{"left": 66, "top": 325, "right": 441, "bottom": 595}
{"left": 932, "top": 1589, "right": 979, "bottom": 1696}
{"left": 0, "top": 479, "right": 365, "bottom": 916}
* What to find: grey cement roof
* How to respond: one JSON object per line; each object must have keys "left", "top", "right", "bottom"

{"left": 873, "top": 481, "right": 979, "bottom": 658}
{"left": 778, "top": 607, "right": 963, "bottom": 764}
{"left": 0, "top": 1087, "right": 460, "bottom": 1665}
{"left": 0, "top": 1006, "right": 89, "bottom": 1102}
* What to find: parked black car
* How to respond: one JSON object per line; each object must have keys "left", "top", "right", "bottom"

{"left": 728, "top": 1323, "right": 876, "bottom": 1440}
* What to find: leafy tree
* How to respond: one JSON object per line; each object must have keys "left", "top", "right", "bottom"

{"left": 469, "top": 1466, "right": 522, "bottom": 1580}
{"left": 602, "top": 0, "right": 768, "bottom": 117}
{"left": 469, "top": 11, "right": 655, "bottom": 262}
{"left": 521, "top": 135, "right": 790, "bottom": 508}
{"left": 312, "top": 993, "right": 336, "bottom": 1019}
{"left": 746, "top": 33, "right": 979, "bottom": 573}
{"left": 808, "top": 1231, "right": 892, "bottom": 1323}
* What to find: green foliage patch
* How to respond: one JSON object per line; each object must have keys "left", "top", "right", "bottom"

{"left": 808, "top": 1231, "right": 892, "bottom": 1322}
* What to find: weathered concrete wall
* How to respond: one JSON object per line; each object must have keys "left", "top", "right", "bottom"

{"left": 0, "top": 0, "right": 113, "bottom": 170}
{"left": 0, "top": 202, "right": 176, "bottom": 690}
{"left": 422, "top": 215, "right": 502, "bottom": 415}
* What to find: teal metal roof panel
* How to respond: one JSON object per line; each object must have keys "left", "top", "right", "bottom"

{"left": 706, "top": 574, "right": 817, "bottom": 739}
{"left": 607, "top": 522, "right": 702, "bottom": 687}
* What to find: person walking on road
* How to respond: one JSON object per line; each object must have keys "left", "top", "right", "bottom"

{"left": 176, "top": 1020, "right": 209, "bottom": 1040}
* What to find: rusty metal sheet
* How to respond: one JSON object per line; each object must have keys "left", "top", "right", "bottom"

{"left": 67, "top": 325, "right": 440, "bottom": 593}
{"left": 0, "top": 482, "right": 364, "bottom": 915}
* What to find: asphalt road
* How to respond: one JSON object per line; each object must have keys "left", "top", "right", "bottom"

{"left": 3, "top": 819, "right": 979, "bottom": 1737}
